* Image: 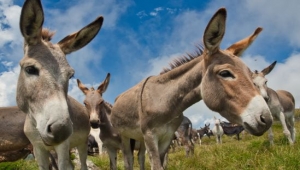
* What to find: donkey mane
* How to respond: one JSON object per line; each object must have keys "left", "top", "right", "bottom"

{"left": 160, "top": 45, "right": 204, "bottom": 75}
{"left": 41, "top": 28, "right": 55, "bottom": 41}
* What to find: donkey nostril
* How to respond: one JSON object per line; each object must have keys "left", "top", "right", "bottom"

{"left": 264, "top": 96, "right": 269, "bottom": 102}
{"left": 260, "top": 115, "right": 266, "bottom": 124}
{"left": 47, "top": 124, "right": 52, "bottom": 133}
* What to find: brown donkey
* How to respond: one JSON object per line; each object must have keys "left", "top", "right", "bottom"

{"left": 252, "top": 61, "right": 296, "bottom": 145}
{"left": 17, "top": 0, "right": 103, "bottom": 169}
{"left": 0, "top": 107, "right": 31, "bottom": 162}
{"left": 110, "top": 8, "right": 273, "bottom": 170}
{"left": 77, "top": 74, "right": 146, "bottom": 170}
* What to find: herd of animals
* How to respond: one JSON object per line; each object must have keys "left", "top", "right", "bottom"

{"left": 0, "top": 0, "right": 296, "bottom": 170}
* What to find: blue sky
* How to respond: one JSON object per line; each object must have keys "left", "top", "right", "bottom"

{"left": 1, "top": 0, "right": 300, "bottom": 128}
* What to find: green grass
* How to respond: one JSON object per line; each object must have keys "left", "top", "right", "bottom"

{"left": 2, "top": 109, "right": 300, "bottom": 170}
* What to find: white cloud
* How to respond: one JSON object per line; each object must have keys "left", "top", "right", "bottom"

{"left": 137, "top": 10, "right": 147, "bottom": 18}
{"left": 0, "top": 65, "right": 19, "bottom": 106}
{"left": 154, "top": 7, "right": 164, "bottom": 12}
{"left": 0, "top": 0, "right": 22, "bottom": 47}
{"left": 149, "top": 7, "right": 164, "bottom": 16}
{"left": 166, "top": 8, "right": 177, "bottom": 14}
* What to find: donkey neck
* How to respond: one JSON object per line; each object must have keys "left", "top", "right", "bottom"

{"left": 153, "top": 56, "right": 204, "bottom": 113}
{"left": 98, "top": 102, "right": 113, "bottom": 130}
{"left": 198, "top": 129, "right": 206, "bottom": 137}
{"left": 216, "top": 124, "right": 221, "bottom": 131}
{"left": 266, "top": 87, "right": 281, "bottom": 106}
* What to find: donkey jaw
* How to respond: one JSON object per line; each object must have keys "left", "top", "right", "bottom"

{"left": 241, "top": 95, "right": 273, "bottom": 136}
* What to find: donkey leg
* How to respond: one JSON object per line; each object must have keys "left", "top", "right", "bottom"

{"left": 94, "top": 134, "right": 103, "bottom": 155}
{"left": 190, "top": 139, "right": 194, "bottom": 155}
{"left": 106, "top": 146, "right": 117, "bottom": 170}
{"left": 159, "top": 134, "right": 175, "bottom": 169}
{"left": 161, "top": 152, "right": 168, "bottom": 169}
{"left": 98, "top": 141, "right": 103, "bottom": 155}
{"left": 279, "top": 112, "right": 293, "bottom": 145}
{"left": 268, "top": 127, "right": 274, "bottom": 145}
{"left": 55, "top": 140, "right": 73, "bottom": 170}
{"left": 76, "top": 142, "right": 88, "bottom": 170}
{"left": 121, "top": 136, "right": 134, "bottom": 170}
{"left": 138, "top": 141, "right": 146, "bottom": 170}
{"left": 286, "top": 114, "right": 296, "bottom": 143}
{"left": 198, "top": 134, "right": 201, "bottom": 145}
{"left": 143, "top": 131, "right": 163, "bottom": 170}
{"left": 33, "top": 146, "right": 50, "bottom": 170}
{"left": 184, "top": 144, "right": 189, "bottom": 157}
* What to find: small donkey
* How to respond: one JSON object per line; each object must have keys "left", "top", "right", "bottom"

{"left": 77, "top": 73, "right": 146, "bottom": 170}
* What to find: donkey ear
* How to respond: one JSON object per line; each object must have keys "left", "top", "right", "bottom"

{"left": 227, "top": 27, "right": 263, "bottom": 57}
{"left": 58, "top": 16, "right": 104, "bottom": 54}
{"left": 19, "top": 0, "right": 44, "bottom": 45}
{"left": 203, "top": 8, "right": 226, "bottom": 54}
{"left": 77, "top": 79, "right": 89, "bottom": 95}
{"left": 261, "top": 61, "right": 277, "bottom": 76}
{"left": 97, "top": 73, "right": 110, "bottom": 94}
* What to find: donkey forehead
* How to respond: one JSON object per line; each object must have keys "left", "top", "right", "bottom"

{"left": 252, "top": 74, "right": 267, "bottom": 83}
{"left": 21, "top": 43, "right": 73, "bottom": 72}
{"left": 209, "top": 50, "right": 247, "bottom": 68}
{"left": 85, "top": 91, "right": 103, "bottom": 103}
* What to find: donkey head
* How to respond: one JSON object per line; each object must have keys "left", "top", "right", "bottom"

{"left": 213, "top": 117, "right": 221, "bottom": 126}
{"left": 200, "top": 8, "right": 272, "bottom": 136}
{"left": 77, "top": 73, "right": 110, "bottom": 128}
{"left": 204, "top": 123, "right": 210, "bottom": 133}
{"left": 252, "top": 61, "right": 277, "bottom": 102}
{"left": 17, "top": 0, "right": 103, "bottom": 145}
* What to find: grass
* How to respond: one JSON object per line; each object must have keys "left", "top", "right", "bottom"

{"left": 2, "top": 109, "right": 300, "bottom": 170}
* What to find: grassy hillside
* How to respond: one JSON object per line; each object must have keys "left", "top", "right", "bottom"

{"left": 2, "top": 109, "right": 300, "bottom": 170}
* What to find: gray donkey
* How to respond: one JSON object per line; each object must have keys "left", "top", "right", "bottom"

{"left": 252, "top": 61, "right": 295, "bottom": 145}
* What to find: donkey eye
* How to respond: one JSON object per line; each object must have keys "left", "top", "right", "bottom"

{"left": 218, "top": 70, "right": 235, "bottom": 78}
{"left": 25, "top": 66, "right": 39, "bottom": 75}
{"left": 69, "top": 73, "right": 75, "bottom": 79}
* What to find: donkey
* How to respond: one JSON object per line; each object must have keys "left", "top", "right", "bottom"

{"left": 175, "top": 116, "right": 194, "bottom": 157}
{"left": 110, "top": 8, "right": 272, "bottom": 170}
{"left": 196, "top": 123, "right": 210, "bottom": 145}
{"left": 252, "top": 61, "right": 296, "bottom": 145}
{"left": 17, "top": 0, "right": 103, "bottom": 169}
{"left": 212, "top": 117, "right": 224, "bottom": 144}
{"left": 221, "top": 122, "right": 244, "bottom": 140}
{"left": 77, "top": 73, "right": 146, "bottom": 170}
